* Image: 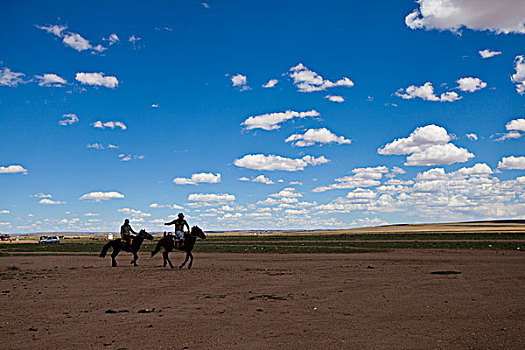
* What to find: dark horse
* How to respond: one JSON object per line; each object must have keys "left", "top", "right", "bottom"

{"left": 99, "top": 229, "right": 154, "bottom": 267}
{"left": 151, "top": 226, "right": 206, "bottom": 269}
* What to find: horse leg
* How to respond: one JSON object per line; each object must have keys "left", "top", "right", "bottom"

{"left": 179, "top": 252, "right": 190, "bottom": 269}
{"left": 188, "top": 252, "right": 194, "bottom": 270}
{"left": 131, "top": 251, "right": 138, "bottom": 266}
{"left": 111, "top": 247, "right": 120, "bottom": 267}
{"left": 163, "top": 251, "right": 174, "bottom": 269}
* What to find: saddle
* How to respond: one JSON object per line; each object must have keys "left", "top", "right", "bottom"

{"left": 172, "top": 236, "right": 184, "bottom": 250}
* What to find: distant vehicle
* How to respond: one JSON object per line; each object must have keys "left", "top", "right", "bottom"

{"left": 39, "top": 236, "right": 60, "bottom": 244}
{"left": 0, "top": 234, "right": 10, "bottom": 241}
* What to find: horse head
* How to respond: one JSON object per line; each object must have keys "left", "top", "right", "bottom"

{"left": 191, "top": 225, "right": 206, "bottom": 239}
{"left": 138, "top": 229, "right": 154, "bottom": 240}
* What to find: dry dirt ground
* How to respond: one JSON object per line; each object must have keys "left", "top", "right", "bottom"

{"left": 1, "top": 250, "right": 524, "bottom": 349}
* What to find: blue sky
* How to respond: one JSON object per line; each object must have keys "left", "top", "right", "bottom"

{"left": 1, "top": 0, "right": 524, "bottom": 233}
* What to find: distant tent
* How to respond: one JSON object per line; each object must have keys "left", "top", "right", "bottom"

{"left": 108, "top": 233, "right": 114, "bottom": 240}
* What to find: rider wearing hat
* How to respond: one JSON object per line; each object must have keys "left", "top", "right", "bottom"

{"left": 165, "top": 213, "right": 189, "bottom": 248}
{"left": 120, "top": 219, "right": 136, "bottom": 250}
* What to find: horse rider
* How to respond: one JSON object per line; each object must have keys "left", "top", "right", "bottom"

{"left": 120, "top": 219, "right": 136, "bottom": 250}
{"left": 164, "top": 213, "right": 189, "bottom": 249}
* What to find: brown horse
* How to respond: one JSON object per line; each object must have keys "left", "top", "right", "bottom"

{"left": 151, "top": 225, "right": 206, "bottom": 269}
{"left": 99, "top": 229, "right": 154, "bottom": 267}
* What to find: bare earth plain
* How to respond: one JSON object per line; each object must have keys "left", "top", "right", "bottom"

{"left": 1, "top": 248, "right": 524, "bottom": 350}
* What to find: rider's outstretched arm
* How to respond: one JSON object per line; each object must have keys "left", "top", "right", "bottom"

{"left": 164, "top": 220, "right": 176, "bottom": 226}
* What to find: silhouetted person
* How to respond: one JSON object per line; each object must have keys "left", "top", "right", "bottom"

{"left": 165, "top": 213, "right": 189, "bottom": 248}
{"left": 120, "top": 219, "right": 136, "bottom": 250}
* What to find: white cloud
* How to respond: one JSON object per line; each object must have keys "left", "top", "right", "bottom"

{"left": 201, "top": 2, "right": 210, "bottom": 8}
{"left": 262, "top": 79, "right": 278, "bottom": 88}
{"left": 512, "top": 56, "right": 525, "bottom": 95}
{"left": 103, "top": 33, "right": 120, "bottom": 45}
{"left": 78, "top": 191, "right": 124, "bottom": 201}
{"left": 118, "top": 154, "right": 145, "bottom": 161}
{"left": 0, "top": 210, "right": 9, "bottom": 214}
{"left": 129, "top": 35, "right": 141, "bottom": 49}
{"left": 92, "top": 121, "right": 127, "bottom": 130}
{"left": 325, "top": 95, "right": 345, "bottom": 103}
{"left": 378, "top": 124, "right": 474, "bottom": 166}
{"left": 498, "top": 156, "right": 525, "bottom": 170}
{"left": 234, "top": 154, "right": 329, "bottom": 171}
{"left": 0, "top": 67, "right": 25, "bottom": 87}
{"left": 58, "top": 113, "right": 79, "bottom": 126}
{"left": 241, "top": 110, "right": 319, "bottom": 131}
{"left": 289, "top": 63, "right": 354, "bottom": 93}
{"left": 92, "top": 44, "right": 107, "bottom": 53}
{"left": 456, "top": 77, "right": 487, "bottom": 92}
{"left": 35, "top": 24, "right": 68, "bottom": 37}
{"left": 346, "top": 188, "right": 376, "bottom": 200}
{"left": 84, "top": 212, "right": 100, "bottom": 216}
{"left": 149, "top": 203, "right": 184, "bottom": 210}
{"left": 231, "top": 74, "right": 250, "bottom": 90}
{"left": 455, "top": 163, "right": 493, "bottom": 176}
{"left": 405, "top": 0, "right": 525, "bottom": 34}
{"left": 466, "top": 133, "right": 478, "bottom": 140}
{"left": 187, "top": 193, "right": 236, "bottom": 202}
{"left": 173, "top": 172, "right": 221, "bottom": 185}
{"left": 494, "top": 131, "right": 522, "bottom": 141}
{"left": 285, "top": 128, "right": 351, "bottom": 147}
{"left": 63, "top": 33, "right": 92, "bottom": 51}
{"left": 395, "top": 82, "right": 461, "bottom": 102}
{"left": 39, "top": 199, "right": 65, "bottom": 205}
{"left": 252, "top": 175, "right": 274, "bottom": 184}
{"left": 270, "top": 187, "right": 302, "bottom": 198}
{"left": 31, "top": 193, "right": 52, "bottom": 198}
{"left": 151, "top": 104, "right": 159, "bottom": 108}
{"left": 506, "top": 118, "right": 525, "bottom": 132}
{"left": 0, "top": 165, "right": 27, "bottom": 174}
{"left": 117, "top": 208, "right": 151, "bottom": 217}
{"left": 87, "top": 143, "right": 105, "bottom": 150}
{"left": 479, "top": 49, "right": 502, "bottom": 59}
{"left": 35, "top": 73, "right": 67, "bottom": 87}
{"left": 75, "top": 72, "right": 119, "bottom": 88}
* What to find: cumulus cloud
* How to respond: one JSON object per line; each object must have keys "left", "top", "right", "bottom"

{"left": 118, "top": 154, "right": 145, "bottom": 161}
{"left": 498, "top": 156, "right": 525, "bottom": 169}
{"left": 103, "top": 33, "right": 120, "bottom": 45}
{"left": 494, "top": 118, "right": 525, "bottom": 141}
{"left": 63, "top": 33, "right": 92, "bottom": 51}
{"left": 87, "top": 143, "right": 105, "bottom": 150}
{"left": 58, "top": 113, "right": 79, "bottom": 126}
{"left": 36, "top": 24, "right": 106, "bottom": 53}
{"left": 378, "top": 124, "right": 474, "bottom": 166}
{"left": 395, "top": 82, "right": 461, "bottom": 102}
{"left": 0, "top": 67, "right": 25, "bottom": 87}
{"left": 149, "top": 203, "right": 184, "bottom": 209}
{"left": 234, "top": 154, "right": 329, "bottom": 171}
{"left": 241, "top": 110, "right": 319, "bottom": 131}
{"left": 466, "top": 133, "right": 478, "bottom": 140}
{"left": 325, "top": 95, "right": 345, "bottom": 103}
{"left": 262, "top": 79, "right": 278, "bottom": 88}
{"left": 313, "top": 166, "right": 388, "bottom": 193}
{"left": 34, "top": 73, "right": 67, "bottom": 87}
{"left": 252, "top": 175, "right": 274, "bottom": 184}
{"left": 405, "top": 0, "right": 525, "bottom": 34}
{"left": 39, "top": 199, "right": 65, "bottom": 205}
{"left": 0, "top": 210, "right": 9, "bottom": 214}
{"left": 512, "top": 56, "right": 525, "bottom": 95}
{"left": 129, "top": 35, "right": 141, "bottom": 49}
{"left": 231, "top": 74, "right": 249, "bottom": 90}
{"left": 0, "top": 165, "right": 28, "bottom": 174}
{"left": 188, "top": 193, "right": 236, "bottom": 202}
{"left": 270, "top": 187, "right": 302, "bottom": 198}
{"left": 35, "top": 24, "right": 67, "bottom": 37}
{"left": 31, "top": 193, "right": 52, "bottom": 198}
{"left": 92, "top": 121, "right": 127, "bottom": 130}
{"left": 456, "top": 77, "right": 487, "bottom": 92}
{"left": 289, "top": 63, "right": 354, "bottom": 93}
{"left": 285, "top": 128, "right": 351, "bottom": 147}
{"left": 479, "top": 49, "right": 502, "bottom": 59}
{"left": 173, "top": 172, "right": 221, "bottom": 185}
{"left": 75, "top": 72, "right": 119, "bottom": 88}
{"left": 78, "top": 191, "right": 124, "bottom": 201}
{"left": 117, "top": 208, "right": 151, "bottom": 217}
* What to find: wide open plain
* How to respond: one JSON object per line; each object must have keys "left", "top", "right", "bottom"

{"left": 1, "top": 249, "right": 524, "bottom": 349}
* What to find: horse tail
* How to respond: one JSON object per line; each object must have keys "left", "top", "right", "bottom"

{"left": 99, "top": 240, "right": 114, "bottom": 258}
{"left": 151, "top": 239, "right": 163, "bottom": 257}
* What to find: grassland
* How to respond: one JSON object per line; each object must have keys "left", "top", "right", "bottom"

{"left": 1, "top": 221, "right": 524, "bottom": 256}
